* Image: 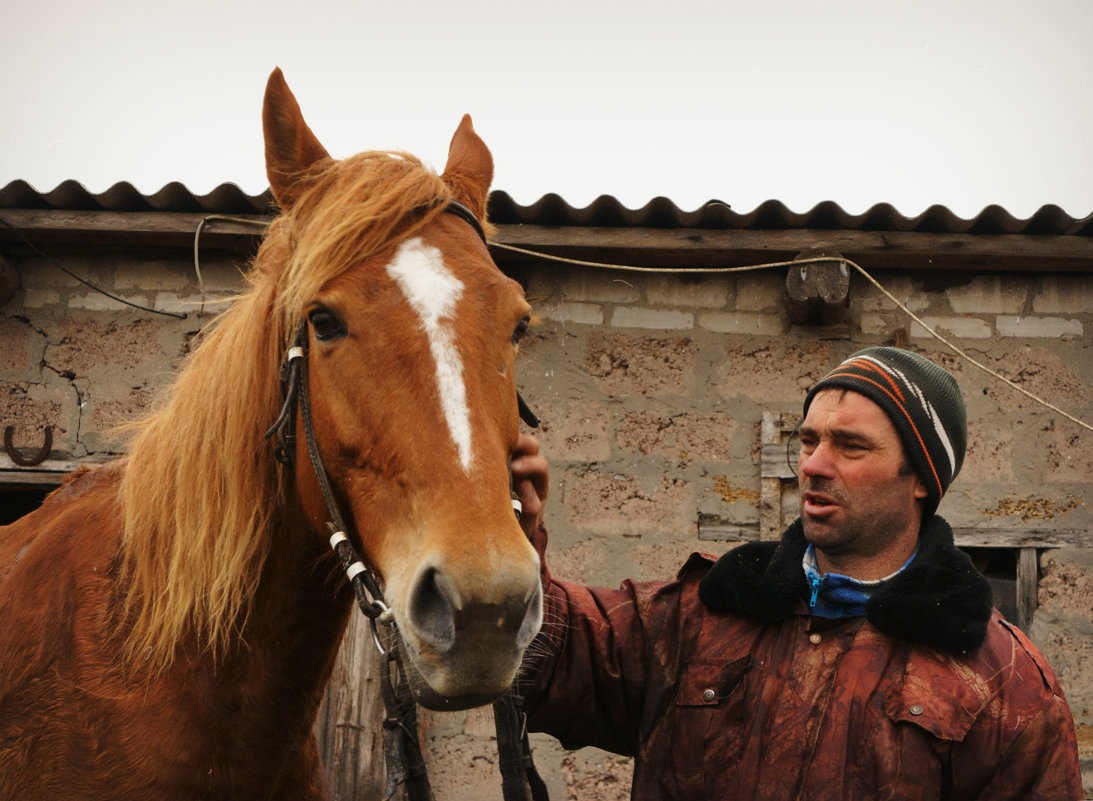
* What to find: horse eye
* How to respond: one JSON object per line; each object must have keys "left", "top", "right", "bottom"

{"left": 511, "top": 316, "right": 530, "bottom": 345}
{"left": 308, "top": 308, "right": 346, "bottom": 341}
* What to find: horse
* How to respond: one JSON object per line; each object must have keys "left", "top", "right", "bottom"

{"left": 0, "top": 68, "right": 543, "bottom": 800}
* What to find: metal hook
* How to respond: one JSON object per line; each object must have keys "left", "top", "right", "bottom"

{"left": 4, "top": 425, "right": 53, "bottom": 467}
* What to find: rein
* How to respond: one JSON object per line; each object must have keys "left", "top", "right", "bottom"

{"left": 265, "top": 200, "right": 547, "bottom": 801}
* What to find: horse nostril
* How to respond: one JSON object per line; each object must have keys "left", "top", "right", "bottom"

{"left": 407, "top": 566, "right": 458, "bottom": 653}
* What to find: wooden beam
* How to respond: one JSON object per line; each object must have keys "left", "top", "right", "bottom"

{"left": 0, "top": 209, "right": 270, "bottom": 251}
{"left": 1, "top": 209, "right": 1090, "bottom": 272}
{"left": 0, "top": 462, "right": 83, "bottom": 490}
{"left": 784, "top": 252, "right": 850, "bottom": 325}
{"left": 1016, "top": 548, "right": 1039, "bottom": 632}
{"left": 491, "top": 225, "right": 1093, "bottom": 273}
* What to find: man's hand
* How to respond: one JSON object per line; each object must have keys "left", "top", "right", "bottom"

{"left": 510, "top": 433, "right": 549, "bottom": 542}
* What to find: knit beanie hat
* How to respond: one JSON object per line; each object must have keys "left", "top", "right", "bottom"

{"left": 802, "top": 347, "right": 967, "bottom": 517}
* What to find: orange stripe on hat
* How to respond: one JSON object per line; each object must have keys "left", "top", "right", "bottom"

{"left": 821, "top": 372, "right": 944, "bottom": 498}
{"left": 831, "top": 359, "right": 905, "bottom": 402}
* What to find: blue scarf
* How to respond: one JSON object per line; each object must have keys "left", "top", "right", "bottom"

{"left": 802, "top": 544, "right": 919, "bottom": 619}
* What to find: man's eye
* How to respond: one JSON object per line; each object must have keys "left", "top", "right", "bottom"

{"left": 308, "top": 308, "right": 347, "bottom": 341}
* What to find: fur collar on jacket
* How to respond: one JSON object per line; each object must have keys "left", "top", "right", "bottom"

{"left": 697, "top": 516, "right": 993, "bottom": 655}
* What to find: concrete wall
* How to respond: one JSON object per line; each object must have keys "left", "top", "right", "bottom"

{"left": 1, "top": 245, "right": 1090, "bottom": 797}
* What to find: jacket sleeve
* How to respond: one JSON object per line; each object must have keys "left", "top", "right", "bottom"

{"left": 961, "top": 692, "right": 1083, "bottom": 801}
{"left": 951, "top": 619, "right": 1084, "bottom": 801}
{"left": 519, "top": 526, "right": 685, "bottom": 757}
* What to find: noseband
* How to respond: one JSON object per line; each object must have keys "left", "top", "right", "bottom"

{"left": 264, "top": 200, "right": 546, "bottom": 801}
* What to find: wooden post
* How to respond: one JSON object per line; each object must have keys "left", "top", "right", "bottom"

{"left": 1015, "top": 548, "right": 1039, "bottom": 632}
{"left": 315, "top": 611, "right": 388, "bottom": 801}
{"left": 759, "top": 412, "right": 801, "bottom": 540}
{"left": 784, "top": 249, "right": 850, "bottom": 326}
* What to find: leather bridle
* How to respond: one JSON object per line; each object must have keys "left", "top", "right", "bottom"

{"left": 264, "top": 200, "right": 547, "bottom": 801}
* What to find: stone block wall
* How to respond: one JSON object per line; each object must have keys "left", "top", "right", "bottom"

{"left": 0, "top": 248, "right": 242, "bottom": 466}
{"left": 1, "top": 245, "right": 1090, "bottom": 797}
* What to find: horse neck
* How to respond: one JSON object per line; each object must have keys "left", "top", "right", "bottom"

{"left": 243, "top": 501, "right": 354, "bottom": 681}
{"left": 190, "top": 502, "right": 354, "bottom": 756}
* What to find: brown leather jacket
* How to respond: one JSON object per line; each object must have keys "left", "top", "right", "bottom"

{"left": 522, "top": 517, "right": 1082, "bottom": 800}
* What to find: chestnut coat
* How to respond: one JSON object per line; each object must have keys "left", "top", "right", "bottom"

{"left": 523, "top": 517, "right": 1082, "bottom": 800}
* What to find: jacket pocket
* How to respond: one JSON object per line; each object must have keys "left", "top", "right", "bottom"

{"left": 884, "top": 676, "right": 977, "bottom": 742}
{"left": 676, "top": 655, "right": 751, "bottom": 706}
{"left": 666, "top": 656, "right": 752, "bottom": 797}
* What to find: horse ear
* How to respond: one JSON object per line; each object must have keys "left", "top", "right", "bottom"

{"left": 442, "top": 114, "right": 493, "bottom": 222}
{"left": 263, "top": 68, "right": 331, "bottom": 211}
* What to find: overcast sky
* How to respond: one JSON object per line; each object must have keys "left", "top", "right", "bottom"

{"left": 2, "top": 0, "right": 1090, "bottom": 219}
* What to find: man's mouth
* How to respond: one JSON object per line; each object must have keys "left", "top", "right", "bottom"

{"left": 802, "top": 491, "right": 839, "bottom": 516}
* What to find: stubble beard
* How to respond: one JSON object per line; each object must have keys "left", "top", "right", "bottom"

{"left": 799, "top": 476, "right": 909, "bottom": 562}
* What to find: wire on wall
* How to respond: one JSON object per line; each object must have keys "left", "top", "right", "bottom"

{"left": 0, "top": 216, "right": 188, "bottom": 320}
{"left": 489, "top": 242, "right": 1093, "bottom": 434}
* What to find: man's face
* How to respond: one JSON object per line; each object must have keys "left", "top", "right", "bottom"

{"left": 797, "top": 389, "right": 928, "bottom": 574}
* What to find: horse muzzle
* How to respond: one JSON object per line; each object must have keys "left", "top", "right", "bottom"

{"left": 396, "top": 559, "right": 543, "bottom": 710}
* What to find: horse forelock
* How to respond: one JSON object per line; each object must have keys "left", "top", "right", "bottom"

{"left": 271, "top": 150, "right": 456, "bottom": 335}
{"left": 117, "top": 149, "right": 483, "bottom": 671}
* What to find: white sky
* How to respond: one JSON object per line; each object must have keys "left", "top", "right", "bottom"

{"left": 2, "top": 0, "right": 1091, "bottom": 219}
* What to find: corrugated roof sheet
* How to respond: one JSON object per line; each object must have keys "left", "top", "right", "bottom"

{"left": 2, "top": 180, "right": 1090, "bottom": 237}
{"left": 0, "top": 180, "right": 273, "bottom": 216}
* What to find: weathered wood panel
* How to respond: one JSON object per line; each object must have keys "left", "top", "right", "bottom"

{"left": 315, "top": 612, "right": 388, "bottom": 801}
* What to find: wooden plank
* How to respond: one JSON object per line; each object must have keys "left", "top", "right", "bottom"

{"left": 315, "top": 611, "right": 386, "bottom": 801}
{"left": 698, "top": 522, "right": 761, "bottom": 542}
{"left": 760, "top": 412, "right": 802, "bottom": 540}
{"left": 1016, "top": 548, "right": 1039, "bottom": 632}
{"left": 492, "top": 225, "right": 1093, "bottom": 273}
{"left": 760, "top": 441, "right": 799, "bottom": 481}
{"left": 0, "top": 462, "right": 84, "bottom": 488}
{"left": 0, "top": 208, "right": 269, "bottom": 251}
{"left": 951, "top": 529, "right": 1092, "bottom": 549}
{"left": 759, "top": 413, "right": 788, "bottom": 540}
{"left": 2, "top": 209, "right": 1090, "bottom": 271}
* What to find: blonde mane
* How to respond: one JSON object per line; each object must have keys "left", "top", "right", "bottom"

{"left": 119, "top": 151, "right": 456, "bottom": 669}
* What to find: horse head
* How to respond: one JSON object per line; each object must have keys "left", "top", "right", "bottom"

{"left": 261, "top": 69, "right": 542, "bottom": 709}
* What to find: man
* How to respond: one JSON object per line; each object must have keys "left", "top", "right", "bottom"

{"left": 509, "top": 347, "right": 1082, "bottom": 800}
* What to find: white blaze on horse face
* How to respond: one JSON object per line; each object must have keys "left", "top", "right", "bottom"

{"left": 386, "top": 237, "right": 473, "bottom": 472}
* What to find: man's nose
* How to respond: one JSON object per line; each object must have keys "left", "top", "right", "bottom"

{"left": 799, "top": 441, "right": 834, "bottom": 478}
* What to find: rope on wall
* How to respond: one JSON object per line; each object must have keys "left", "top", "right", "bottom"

{"left": 489, "top": 241, "right": 1093, "bottom": 434}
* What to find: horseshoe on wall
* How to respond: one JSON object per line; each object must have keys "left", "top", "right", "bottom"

{"left": 3, "top": 425, "right": 53, "bottom": 467}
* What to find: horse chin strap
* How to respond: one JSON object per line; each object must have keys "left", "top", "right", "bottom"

{"left": 263, "top": 201, "right": 548, "bottom": 801}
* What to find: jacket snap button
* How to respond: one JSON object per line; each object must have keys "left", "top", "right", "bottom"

{"left": 809, "top": 633, "right": 822, "bottom": 645}
{"left": 909, "top": 704, "right": 924, "bottom": 716}
{"left": 702, "top": 689, "right": 716, "bottom": 702}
